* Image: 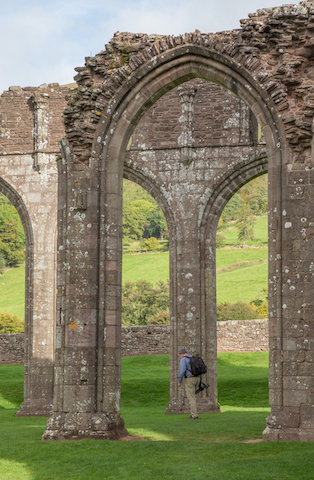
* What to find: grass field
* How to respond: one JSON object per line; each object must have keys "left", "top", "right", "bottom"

{"left": 0, "top": 247, "right": 268, "bottom": 319}
{"left": 0, "top": 264, "right": 25, "bottom": 319}
{"left": 221, "top": 215, "right": 268, "bottom": 246}
{"left": 0, "top": 353, "right": 314, "bottom": 480}
{"left": 122, "top": 247, "right": 268, "bottom": 303}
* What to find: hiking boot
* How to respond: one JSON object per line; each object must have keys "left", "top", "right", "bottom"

{"left": 187, "top": 415, "right": 199, "bottom": 420}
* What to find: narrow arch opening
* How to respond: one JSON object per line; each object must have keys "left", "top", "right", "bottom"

{"left": 215, "top": 172, "right": 269, "bottom": 425}
{"left": 0, "top": 191, "right": 26, "bottom": 330}
{"left": 121, "top": 177, "right": 171, "bottom": 414}
{"left": 0, "top": 181, "right": 33, "bottom": 412}
{"left": 117, "top": 74, "right": 269, "bottom": 425}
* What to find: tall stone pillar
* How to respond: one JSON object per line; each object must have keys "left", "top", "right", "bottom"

{"left": 166, "top": 211, "right": 220, "bottom": 415}
{"left": 17, "top": 91, "right": 55, "bottom": 417}
{"left": 264, "top": 161, "right": 314, "bottom": 441}
{"left": 42, "top": 140, "right": 127, "bottom": 440}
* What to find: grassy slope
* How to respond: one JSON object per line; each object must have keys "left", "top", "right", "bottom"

{"left": 222, "top": 215, "right": 268, "bottom": 246}
{"left": 123, "top": 247, "right": 268, "bottom": 303}
{"left": 0, "top": 354, "right": 313, "bottom": 480}
{"left": 0, "top": 217, "right": 268, "bottom": 318}
{"left": 0, "top": 265, "right": 25, "bottom": 319}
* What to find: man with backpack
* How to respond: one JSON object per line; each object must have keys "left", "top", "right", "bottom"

{"left": 177, "top": 348, "right": 201, "bottom": 420}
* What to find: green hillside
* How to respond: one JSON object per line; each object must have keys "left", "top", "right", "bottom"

{"left": 221, "top": 215, "right": 268, "bottom": 246}
{"left": 0, "top": 265, "right": 25, "bottom": 319}
{"left": 122, "top": 247, "right": 267, "bottom": 304}
{"left": 0, "top": 245, "right": 268, "bottom": 321}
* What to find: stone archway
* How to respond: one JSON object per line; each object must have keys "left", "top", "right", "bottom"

{"left": 44, "top": 3, "right": 314, "bottom": 441}
{"left": 0, "top": 177, "right": 54, "bottom": 416}
{"left": 0, "top": 84, "right": 67, "bottom": 416}
{"left": 199, "top": 152, "right": 268, "bottom": 410}
{"left": 43, "top": 44, "right": 284, "bottom": 440}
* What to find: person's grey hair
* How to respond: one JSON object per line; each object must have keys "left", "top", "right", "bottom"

{"left": 178, "top": 348, "right": 187, "bottom": 354}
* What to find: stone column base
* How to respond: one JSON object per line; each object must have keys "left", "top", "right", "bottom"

{"left": 263, "top": 426, "right": 314, "bottom": 442}
{"left": 166, "top": 396, "right": 221, "bottom": 414}
{"left": 42, "top": 412, "right": 128, "bottom": 441}
{"left": 16, "top": 399, "right": 53, "bottom": 417}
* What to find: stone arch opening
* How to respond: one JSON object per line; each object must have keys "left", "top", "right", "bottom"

{"left": 0, "top": 178, "right": 34, "bottom": 411}
{"left": 97, "top": 54, "right": 282, "bottom": 419}
{"left": 121, "top": 167, "right": 174, "bottom": 390}
{"left": 45, "top": 44, "right": 288, "bottom": 440}
{"left": 199, "top": 153, "right": 268, "bottom": 409}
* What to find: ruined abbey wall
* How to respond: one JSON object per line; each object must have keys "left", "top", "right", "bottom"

{"left": 0, "top": 84, "right": 68, "bottom": 415}
{"left": 2, "top": 0, "right": 314, "bottom": 443}
{"left": 43, "top": 1, "right": 314, "bottom": 442}
{"left": 0, "top": 79, "right": 260, "bottom": 418}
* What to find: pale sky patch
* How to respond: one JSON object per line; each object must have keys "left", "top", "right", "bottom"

{"left": 0, "top": 0, "right": 291, "bottom": 92}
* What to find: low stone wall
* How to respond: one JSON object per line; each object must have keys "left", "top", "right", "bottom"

{"left": 0, "top": 333, "right": 25, "bottom": 364}
{"left": 217, "top": 319, "right": 268, "bottom": 352}
{"left": 0, "top": 319, "right": 269, "bottom": 364}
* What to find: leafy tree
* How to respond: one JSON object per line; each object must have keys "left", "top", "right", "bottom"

{"left": 123, "top": 203, "right": 146, "bottom": 240}
{"left": 0, "top": 204, "right": 25, "bottom": 266}
{"left": 122, "top": 280, "right": 169, "bottom": 326}
{"left": 123, "top": 179, "right": 168, "bottom": 242}
{"left": 235, "top": 202, "right": 256, "bottom": 247}
{"left": 147, "top": 310, "right": 170, "bottom": 325}
{"left": 144, "top": 205, "right": 167, "bottom": 239}
{"left": 0, "top": 313, "right": 24, "bottom": 333}
{"left": 221, "top": 174, "right": 268, "bottom": 223}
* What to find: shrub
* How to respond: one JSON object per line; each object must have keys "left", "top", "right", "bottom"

{"left": 0, "top": 313, "right": 24, "bottom": 333}
{"left": 250, "top": 288, "right": 268, "bottom": 318}
{"left": 122, "top": 280, "right": 169, "bottom": 326}
{"left": 147, "top": 310, "right": 170, "bottom": 325}
{"left": 0, "top": 204, "right": 25, "bottom": 267}
{"left": 251, "top": 301, "right": 268, "bottom": 318}
{"left": 142, "top": 237, "right": 161, "bottom": 252}
{"left": 217, "top": 302, "right": 262, "bottom": 321}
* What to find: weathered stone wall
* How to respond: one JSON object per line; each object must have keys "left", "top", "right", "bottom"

{"left": 122, "top": 320, "right": 269, "bottom": 355}
{"left": 0, "top": 334, "right": 25, "bottom": 364}
{"left": 0, "top": 320, "right": 269, "bottom": 364}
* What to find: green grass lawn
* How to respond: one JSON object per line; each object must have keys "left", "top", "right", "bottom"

{"left": 0, "top": 353, "right": 314, "bottom": 479}
{"left": 0, "top": 264, "right": 25, "bottom": 319}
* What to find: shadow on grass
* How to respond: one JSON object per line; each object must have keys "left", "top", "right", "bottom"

{"left": 0, "top": 358, "right": 313, "bottom": 480}
{"left": 1, "top": 409, "right": 314, "bottom": 480}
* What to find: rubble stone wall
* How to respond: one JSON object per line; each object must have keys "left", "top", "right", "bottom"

{"left": 0, "top": 320, "right": 269, "bottom": 364}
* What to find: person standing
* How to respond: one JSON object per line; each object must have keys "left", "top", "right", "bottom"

{"left": 177, "top": 348, "right": 199, "bottom": 419}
